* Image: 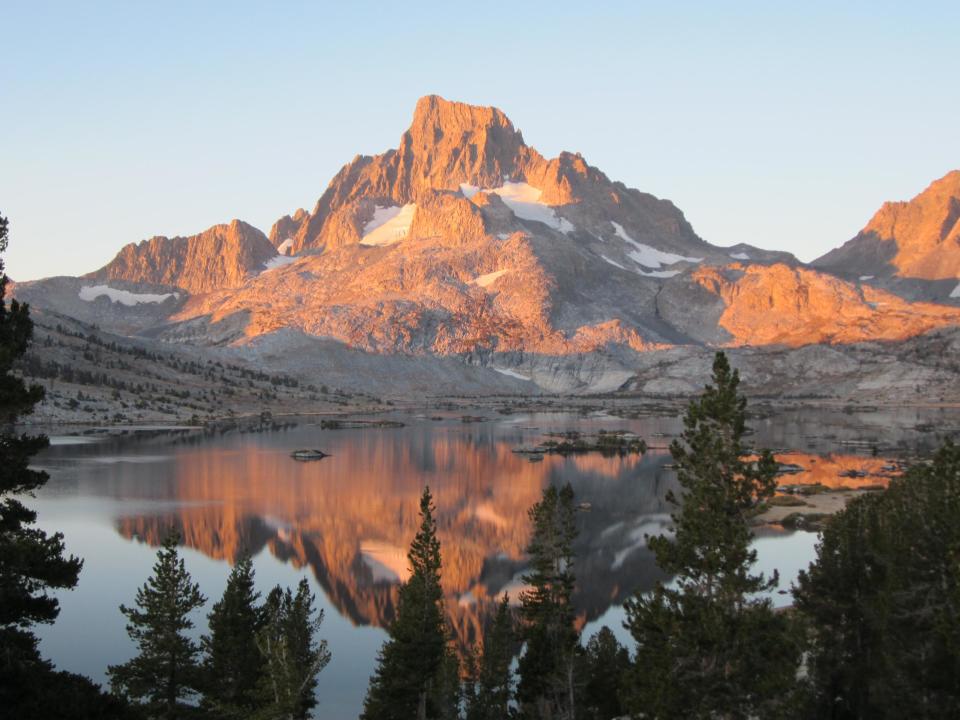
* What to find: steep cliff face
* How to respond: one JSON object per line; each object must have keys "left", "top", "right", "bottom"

{"left": 690, "top": 263, "right": 960, "bottom": 347}
{"left": 269, "top": 208, "right": 308, "bottom": 252}
{"left": 90, "top": 219, "right": 277, "bottom": 294}
{"left": 814, "top": 171, "right": 960, "bottom": 285}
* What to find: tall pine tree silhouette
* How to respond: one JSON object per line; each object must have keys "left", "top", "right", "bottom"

{"left": 362, "top": 486, "right": 455, "bottom": 720}
{"left": 109, "top": 532, "right": 207, "bottom": 719}
{"left": 517, "top": 483, "right": 579, "bottom": 720}
{"left": 0, "top": 212, "right": 87, "bottom": 711}
{"left": 201, "top": 554, "right": 265, "bottom": 719}
{"left": 623, "top": 351, "right": 798, "bottom": 718}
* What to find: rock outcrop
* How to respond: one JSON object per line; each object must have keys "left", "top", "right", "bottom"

{"left": 690, "top": 263, "right": 960, "bottom": 347}
{"left": 89, "top": 219, "right": 277, "bottom": 294}
{"left": 813, "top": 171, "right": 960, "bottom": 301}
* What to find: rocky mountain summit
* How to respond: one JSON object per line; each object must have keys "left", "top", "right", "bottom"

{"left": 13, "top": 95, "right": 960, "bottom": 396}
{"left": 813, "top": 171, "right": 960, "bottom": 302}
{"left": 89, "top": 219, "right": 277, "bottom": 294}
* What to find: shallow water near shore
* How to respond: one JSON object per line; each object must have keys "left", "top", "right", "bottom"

{"left": 26, "top": 407, "right": 960, "bottom": 718}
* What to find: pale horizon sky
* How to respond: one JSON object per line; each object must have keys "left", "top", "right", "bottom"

{"left": 2, "top": 1, "right": 959, "bottom": 281}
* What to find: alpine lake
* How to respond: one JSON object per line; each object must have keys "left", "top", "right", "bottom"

{"left": 25, "top": 405, "right": 960, "bottom": 718}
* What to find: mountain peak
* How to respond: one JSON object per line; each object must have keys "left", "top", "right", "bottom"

{"left": 398, "top": 95, "right": 527, "bottom": 194}
{"left": 815, "top": 169, "right": 960, "bottom": 283}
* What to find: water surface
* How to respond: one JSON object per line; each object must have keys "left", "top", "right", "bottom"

{"left": 28, "top": 408, "right": 958, "bottom": 718}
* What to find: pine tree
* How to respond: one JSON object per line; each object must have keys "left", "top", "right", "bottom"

{"left": 623, "top": 351, "right": 799, "bottom": 718}
{"left": 0, "top": 211, "right": 87, "bottom": 710}
{"left": 466, "top": 593, "right": 515, "bottom": 720}
{"left": 580, "top": 626, "right": 630, "bottom": 720}
{"left": 255, "top": 578, "right": 331, "bottom": 720}
{"left": 108, "top": 531, "right": 207, "bottom": 719}
{"left": 795, "top": 439, "right": 960, "bottom": 718}
{"left": 517, "top": 483, "right": 579, "bottom": 720}
{"left": 201, "top": 555, "right": 265, "bottom": 719}
{"left": 362, "top": 486, "right": 455, "bottom": 720}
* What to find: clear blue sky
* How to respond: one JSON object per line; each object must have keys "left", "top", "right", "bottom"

{"left": 2, "top": 1, "right": 958, "bottom": 281}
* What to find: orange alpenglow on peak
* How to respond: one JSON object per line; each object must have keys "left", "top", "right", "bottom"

{"left": 814, "top": 169, "right": 960, "bottom": 281}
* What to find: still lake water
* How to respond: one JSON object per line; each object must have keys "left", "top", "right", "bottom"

{"left": 27, "top": 407, "right": 959, "bottom": 718}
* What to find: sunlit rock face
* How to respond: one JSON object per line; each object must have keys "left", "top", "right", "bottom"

{"left": 690, "top": 263, "right": 960, "bottom": 347}
{"left": 89, "top": 219, "right": 277, "bottom": 294}
{"left": 813, "top": 171, "right": 960, "bottom": 302}
{"left": 112, "top": 428, "right": 676, "bottom": 649}
{"left": 15, "top": 95, "right": 960, "bottom": 395}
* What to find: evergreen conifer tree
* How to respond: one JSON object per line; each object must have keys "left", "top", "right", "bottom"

{"left": 362, "top": 486, "right": 455, "bottom": 720}
{"left": 0, "top": 212, "right": 90, "bottom": 712}
{"left": 255, "top": 578, "right": 330, "bottom": 720}
{"left": 201, "top": 554, "right": 265, "bottom": 719}
{"left": 623, "top": 351, "right": 798, "bottom": 718}
{"left": 517, "top": 483, "right": 579, "bottom": 720}
{"left": 108, "top": 531, "right": 207, "bottom": 719}
{"left": 466, "top": 593, "right": 515, "bottom": 720}
{"left": 795, "top": 439, "right": 960, "bottom": 718}
{"left": 580, "top": 626, "right": 630, "bottom": 720}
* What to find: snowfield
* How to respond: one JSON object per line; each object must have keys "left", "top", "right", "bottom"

{"left": 730, "top": 252, "right": 750, "bottom": 260}
{"left": 471, "top": 269, "right": 510, "bottom": 288}
{"left": 360, "top": 204, "right": 417, "bottom": 246}
{"left": 611, "top": 221, "right": 702, "bottom": 268}
{"left": 601, "top": 255, "right": 626, "bottom": 270}
{"left": 491, "top": 366, "right": 531, "bottom": 381}
{"left": 276, "top": 238, "right": 294, "bottom": 255}
{"left": 79, "top": 285, "right": 178, "bottom": 306}
{"left": 262, "top": 255, "right": 296, "bottom": 272}
{"left": 951, "top": 282, "right": 960, "bottom": 299}
{"left": 462, "top": 182, "right": 575, "bottom": 234}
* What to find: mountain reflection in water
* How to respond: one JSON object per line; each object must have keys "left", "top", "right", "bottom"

{"left": 29, "top": 408, "right": 960, "bottom": 718}
{"left": 110, "top": 423, "right": 678, "bottom": 649}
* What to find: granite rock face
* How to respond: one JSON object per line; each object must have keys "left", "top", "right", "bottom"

{"left": 14, "top": 96, "right": 960, "bottom": 395}
{"left": 89, "top": 219, "right": 277, "bottom": 294}
{"left": 814, "top": 171, "right": 960, "bottom": 302}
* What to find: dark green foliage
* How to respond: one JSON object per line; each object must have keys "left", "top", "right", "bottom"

{"left": 795, "top": 439, "right": 960, "bottom": 718}
{"left": 517, "top": 483, "right": 579, "bottom": 720}
{"left": 362, "top": 486, "right": 456, "bottom": 720}
{"left": 623, "top": 351, "right": 799, "bottom": 718}
{"left": 579, "top": 626, "right": 630, "bottom": 720}
{"left": 466, "top": 593, "right": 515, "bottom": 720}
{"left": 0, "top": 212, "right": 91, "bottom": 716}
{"left": 255, "top": 578, "right": 330, "bottom": 720}
{"left": 0, "top": 628, "right": 140, "bottom": 719}
{"left": 201, "top": 555, "right": 265, "bottom": 719}
{"left": 108, "top": 532, "right": 207, "bottom": 719}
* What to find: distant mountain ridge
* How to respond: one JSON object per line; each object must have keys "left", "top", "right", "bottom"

{"left": 12, "top": 95, "right": 960, "bottom": 395}
{"left": 813, "top": 170, "right": 960, "bottom": 301}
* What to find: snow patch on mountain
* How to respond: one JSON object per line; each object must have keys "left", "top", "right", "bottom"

{"left": 637, "top": 268, "right": 682, "bottom": 279}
{"left": 465, "top": 181, "right": 574, "bottom": 234}
{"left": 601, "top": 255, "right": 626, "bottom": 270}
{"left": 79, "top": 285, "right": 179, "bottom": 306}
{"left": 471, "top": 269, "right": 510, "bottom": 288}
{"left": 860, "top": 275, "right": 875, "bottom": 281}
{"left": 951, "top": 282, "right": 960, "bottom": 298}
{"left": 492, "top": 366, "right": 531, "bottom": 381}
{"left": 611, "top": 221, "right": 702, "bottom": 268}
{"left": 276, "top": 238, "right": 294, "bottom": 255}
{"left": 730, "top": 252, "right": 750, "bottom": 260}
{"left": 360, "top": 204, "right": 416, "bottom": 246}
{"left": 263, "top": 255, "right": 296, "bottom": 272}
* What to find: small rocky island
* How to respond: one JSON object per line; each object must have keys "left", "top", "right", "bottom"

{"left": 514, "top": 429, "right": 647, "bottom": 457}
